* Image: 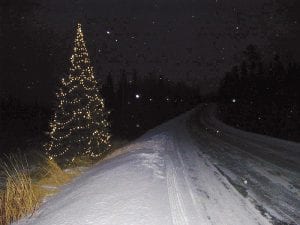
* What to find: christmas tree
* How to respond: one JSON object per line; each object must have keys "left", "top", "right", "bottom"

{"left": 45, "top": 23, "right": 111, "bottom": 163}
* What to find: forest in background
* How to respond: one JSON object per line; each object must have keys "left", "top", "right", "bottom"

{"left": 0, "top": 73, "right": 200, "bottom": 154}
{"left": 218, "top": 45, "right": 300, "bottom": 142}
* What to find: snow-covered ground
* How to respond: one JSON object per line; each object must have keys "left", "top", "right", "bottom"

{"left": 16, "top": 105, "right": 299, "bottom": 225}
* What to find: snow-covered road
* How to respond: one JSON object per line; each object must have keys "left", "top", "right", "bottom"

{"left": 189, "top": 105, "right": 300, "bottom": 225}
{"left": 16, "top": 105, "right": 299, "bottom": 225}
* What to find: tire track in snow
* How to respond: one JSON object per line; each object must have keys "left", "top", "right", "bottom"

{"left": 173, "top": 137, "right": 211, "bottom": 225}
{"left": 165, "top": 134, "right": 208, "bottom": 225}
{"left": 192, "top": 110, "right": 300, "bottom": 224}
{"left": 166, "top": 156, "right": 189, "bottom": 225}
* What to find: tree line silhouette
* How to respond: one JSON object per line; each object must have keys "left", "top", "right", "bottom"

{"left": 218, "top": 45, "right": 300, "bottom": 141}
{"left": 102, "top": 70, "right": 200, "bottom": 138}
{"left": 0, "top": 71, "right": 200, "bottom": 153}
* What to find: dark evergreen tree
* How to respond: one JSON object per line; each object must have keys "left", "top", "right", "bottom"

{"left": 102, "top": 72, "right": 115, "bottom": 110}
{"left": 117, "top": 70, "right": 129, "bottom": 109}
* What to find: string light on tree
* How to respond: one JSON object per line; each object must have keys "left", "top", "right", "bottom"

{"left": 45, "top": 23, "right": 111, "bottom": 164}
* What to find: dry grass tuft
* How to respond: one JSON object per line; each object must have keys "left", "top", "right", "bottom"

{"left": 0, "top": 149, "right": 115, "bottom": 225}
{"left": 0, "top": 155, "right": 40, "bottom": 225}
{"left": 0, "top": 155, "right": 78, "bottom": 225}
{"left": 37, "top": 158, "right": 76, "bottom": 187}
{"left": 69, "top": 156, "right": 96, "bottom": 168}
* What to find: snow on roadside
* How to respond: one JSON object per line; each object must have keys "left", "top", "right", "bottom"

{"left": 16, "top": 135, "right": 173, "bottom": 225}
{"left": 15, "top": 109, "right": 273, "bottom": 225}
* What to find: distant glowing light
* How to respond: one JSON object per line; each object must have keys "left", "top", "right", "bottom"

{"left": 232, "top": 98, "right": 236, "bottom": 103}
{"left": 135, "top": 94, "right": 140, "bottom": 99}
{"left": 106, "top": 31, "right": 111, "bottom": 34}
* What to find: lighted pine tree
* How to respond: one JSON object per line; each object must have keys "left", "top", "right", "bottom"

{"left": 45, "top": 23, "right": 111, "bottom": 163}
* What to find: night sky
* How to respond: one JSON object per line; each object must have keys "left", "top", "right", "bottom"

{"left": 1, "top": 0, "right": 300, "bottom": 104}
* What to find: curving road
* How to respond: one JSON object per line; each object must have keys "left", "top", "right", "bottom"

{"left": 16, "top": 105, "right": 299, "bottom": 225}
{"left": 188, "top": 105, "right": 300, "bottom": 225}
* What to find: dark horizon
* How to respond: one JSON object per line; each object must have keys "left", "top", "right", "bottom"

{"left": 0, "top": 2, "right": 299, "bottom": 225}
{"left": 0, "top": 0, "right": 299, "bottom": 153}
{"left": 1, "top": 0, "right": 300, "bottom": 106}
